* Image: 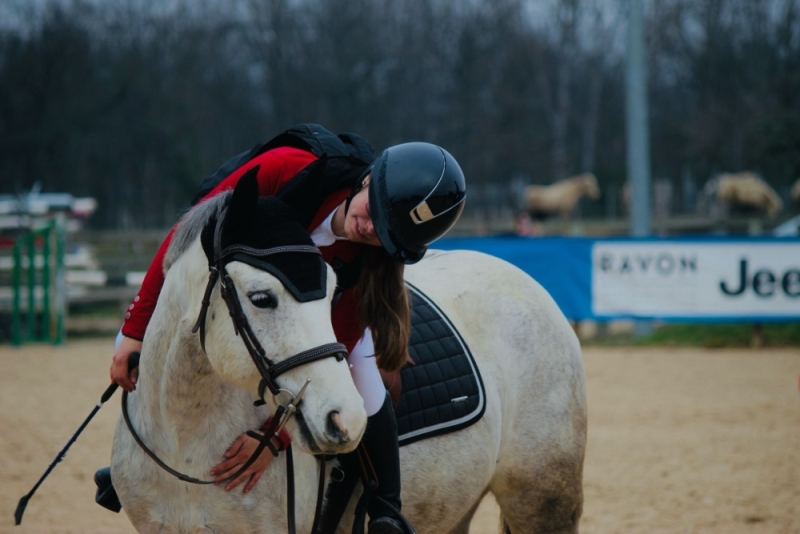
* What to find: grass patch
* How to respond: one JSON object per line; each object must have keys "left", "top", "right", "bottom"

{"left": 637, "top": 323, "right": 800, "bottom": 348}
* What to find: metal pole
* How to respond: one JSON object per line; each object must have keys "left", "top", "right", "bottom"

{"left": 626, "top": 0, "right": 651, "bottom": 236}
{"left": 54, "top": 216, "right": 66, "bottom": 344}
{"left": 626, "top": 0, "right": 653, "bottom": 336}
{"left": 11, "top": 239, "right": 21, "bottom": 346}
{"left": 41, "top": 226, "right": 52, "bottom": 342}
{"left": 26, "top": 232, "right": 36, "bottom": 341}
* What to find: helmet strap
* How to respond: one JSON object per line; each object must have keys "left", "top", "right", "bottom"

{"left": 344, "top": 166, "right": 373, "bottom": 216}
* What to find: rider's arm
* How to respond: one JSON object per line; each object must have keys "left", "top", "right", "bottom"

{"left": 120, "top": 228, "right": 176, "bottom": 342}
{"left": 112, "top": 229, "right": 176, "bottom": 390}
{"left": 330, "top": 286, "right": 364, "bottom": 354}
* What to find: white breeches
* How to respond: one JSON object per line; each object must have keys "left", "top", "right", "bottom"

{"left": 348, "top": 328, "right": 386, "bottom": 416}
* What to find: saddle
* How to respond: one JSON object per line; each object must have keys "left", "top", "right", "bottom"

{"left": 396, "top": 283, "right": 485, "bottom": 444}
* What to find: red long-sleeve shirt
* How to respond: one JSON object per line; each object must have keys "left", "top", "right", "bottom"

{"left": 121, "top": 146, "right": 364, "bottom": 352}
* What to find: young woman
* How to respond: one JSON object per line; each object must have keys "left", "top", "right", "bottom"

{"left": 109, "top": 135, "right": 466, "bottom": 534}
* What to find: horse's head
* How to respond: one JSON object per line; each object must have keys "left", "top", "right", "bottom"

{"left": 170, "top": 170, "right": 366, "bottom": 454}
{"left": 580, "top": 173, "right": 601, "bottom": 200}
{"left": 703, "top": 175, "right": 720, "bottom": 198}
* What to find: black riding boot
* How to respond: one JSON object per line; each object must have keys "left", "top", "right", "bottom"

{"left": 362, "top": 392, "right": 405, "bottom": 534}
{"left": 94, "top": 466, "right": 122, "bottom": 512}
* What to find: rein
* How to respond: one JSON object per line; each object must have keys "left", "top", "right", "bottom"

{"left": 122, "top": 207, "right": 349, "bottom": 534}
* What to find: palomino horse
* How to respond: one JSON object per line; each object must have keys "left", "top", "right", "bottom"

{"left": 524, "top": 173, "right": 600, "bottom": 220}
{"left": 703, "top": 172, "right": 783, "bottom": 218}
{"left": 111, "top": 175, "right": 587, "bottom": 533}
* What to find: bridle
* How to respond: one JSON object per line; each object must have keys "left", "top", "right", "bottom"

{"left": 194, "top": 207, "right": 348, "bottom": 400}
{"left": 121, "top": 207, "right": 350, "bottom": 534}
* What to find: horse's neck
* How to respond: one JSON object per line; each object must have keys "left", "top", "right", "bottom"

{"left": 137, "top": 308, "right": 323, "bottom": 529}
{"left": 137, "top": 252, "right": 259, "bottom": 454}
{"left": 125, "top": 240, "right": 328, "bottom": 529}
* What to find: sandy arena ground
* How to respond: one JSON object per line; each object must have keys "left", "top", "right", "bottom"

{"left": 1, "top": 339, "right": 798, "bottom": 533}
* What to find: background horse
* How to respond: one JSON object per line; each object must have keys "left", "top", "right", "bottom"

{"left": 111, "top": 179, "right": 587, "bottom": 533}
{"left": 524, "top": 172, "right": 600, "bottom": 221}
{"left": 702, "top": 172, "right": 783, "bottom": 218}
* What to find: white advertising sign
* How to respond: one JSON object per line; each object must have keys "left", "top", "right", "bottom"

{"left": 592, "top": 241, "right": 800, "bottom": 318}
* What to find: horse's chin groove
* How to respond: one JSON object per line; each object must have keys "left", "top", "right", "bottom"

{"left": 292, "top": 408, "right": 355, "bottom": 455}
{"left": 293, "top": 409, "right": 323, "bottom": 454}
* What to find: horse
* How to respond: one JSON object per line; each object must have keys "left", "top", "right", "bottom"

{"left": 111, "top": 175, "right": 587, "bottom": 533}
{"left": 703, "top": 172, "right": 783, "bottom": 218}
{"left": 524, "top": 173, "right": 600, "bottom": 221}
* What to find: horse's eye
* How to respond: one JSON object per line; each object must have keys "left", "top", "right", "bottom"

{"left": 248, "top": 290, "right": 278, "bottom": 309}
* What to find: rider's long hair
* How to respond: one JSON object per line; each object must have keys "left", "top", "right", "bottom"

{"left": 357, "top": 246, "right": 410, "bottom": 373}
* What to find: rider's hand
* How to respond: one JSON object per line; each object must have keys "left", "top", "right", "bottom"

{"left": 110, "top": 336, "right": 143, "bottom": 392}
{"left": 210, "top": 432, "right": 281, "bottom": 492}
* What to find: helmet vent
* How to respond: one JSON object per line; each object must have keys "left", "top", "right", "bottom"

{"left": 411, "top": 201, "right": 435, "bottom": 224}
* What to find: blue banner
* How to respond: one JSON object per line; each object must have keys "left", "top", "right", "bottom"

{"left": 433, "top": 236, "right": 800, "bottom": 322}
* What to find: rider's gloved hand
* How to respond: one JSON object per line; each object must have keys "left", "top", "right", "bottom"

{"left": 110, "top": 336, "right": 143, "bottom": 392}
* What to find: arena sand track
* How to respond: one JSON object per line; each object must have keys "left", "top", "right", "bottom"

{"left": 1, "top": 340, "right": 798, "bottom": 534}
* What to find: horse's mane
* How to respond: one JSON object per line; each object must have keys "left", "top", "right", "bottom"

{"left": 163, "top": 192, "right": 231, "bottom": 271}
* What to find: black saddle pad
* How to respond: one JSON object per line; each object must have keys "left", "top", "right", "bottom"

{"left": 396, "top": 283, "right": 486, "bottom": 446}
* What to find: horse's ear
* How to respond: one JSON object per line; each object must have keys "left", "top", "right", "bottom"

{"left": 226, "top": 166, "right": 260, "bottom": 228}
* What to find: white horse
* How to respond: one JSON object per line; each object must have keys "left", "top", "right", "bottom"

{"left": 112, "top": 180, "right": 587, "bottom": 533}
{"left": 524, "top": 173, "right": 600, "bottom": 221}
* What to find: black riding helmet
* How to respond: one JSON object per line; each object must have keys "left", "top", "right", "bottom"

{"left": 364, "top": 142, "right": 466, "bottom": 264}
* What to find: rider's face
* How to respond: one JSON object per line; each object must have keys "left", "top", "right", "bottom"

{"left": 344, "top": 177, "right": 381, "bottom": 247}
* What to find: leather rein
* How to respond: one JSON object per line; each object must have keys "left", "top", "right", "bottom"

{"left": 121, "top": 207, "right": 348, "bottom": 534}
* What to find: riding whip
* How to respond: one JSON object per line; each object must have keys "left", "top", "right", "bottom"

{"left": 14, "top": 352, "right": 140, "bottom": 526}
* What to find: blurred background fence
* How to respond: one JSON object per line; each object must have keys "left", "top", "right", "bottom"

{"left": 1, "top": 0, "right": 799, "bottom": 230}
{"left": 1, "top": 0, "right": 799, "bottom": 342}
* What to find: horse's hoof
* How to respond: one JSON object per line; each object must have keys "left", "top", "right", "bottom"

{"left": 368, "top": 517, "right": 405, "bottom": 534}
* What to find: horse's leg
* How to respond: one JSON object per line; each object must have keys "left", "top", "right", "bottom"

{"left": 445, "top": 490, "right": 490, "bottom": 534}
{"left": 559, "top": 204, "right": 571, "bottom": 221}
{"left": 490, "top": 344, "right": 586, "bottom": 533}
{"left": 491, "top": 441, "right": 584, "bottom": 534}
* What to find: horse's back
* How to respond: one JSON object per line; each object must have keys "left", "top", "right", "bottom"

{"left": 405, "top": 249, "right": 583, "bottom": 433}
{"left": 406, "top": 249, "right": 579, "bottom": 370}
{"left": 717, "top": 172, "right": 783, "bottom": 216}
{"left": 524, "top": 175, "right": 592, "bottom": 217}
{"left": 405, "top": 249, "right": 586, "bottom": 532}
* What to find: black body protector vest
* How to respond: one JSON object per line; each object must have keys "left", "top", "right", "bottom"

{"left": 191, "top": 124, "right": 376, "bottom": 291}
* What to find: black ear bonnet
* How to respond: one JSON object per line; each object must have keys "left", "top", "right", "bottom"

{"left": 200, "top": 168, "right": 327, "bottom": 302}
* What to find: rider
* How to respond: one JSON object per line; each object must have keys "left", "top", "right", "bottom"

{"left": 109, "top": 130, "right": 467, "bottom": 534}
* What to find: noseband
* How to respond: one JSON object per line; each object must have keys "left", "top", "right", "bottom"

{"left": 121, "top": 207, "right": 350, "bottom": 534}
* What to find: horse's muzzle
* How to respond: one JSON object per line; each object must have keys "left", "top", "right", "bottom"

{"left": 296, "top": 405, "right": 365, "bottom": 454}
{"left": 324, "top": 411, "right": 351, "bottom": 444}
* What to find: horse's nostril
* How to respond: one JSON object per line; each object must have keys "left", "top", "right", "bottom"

{"left": 326, "top": 410, "right": 349, "bottom": 442}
